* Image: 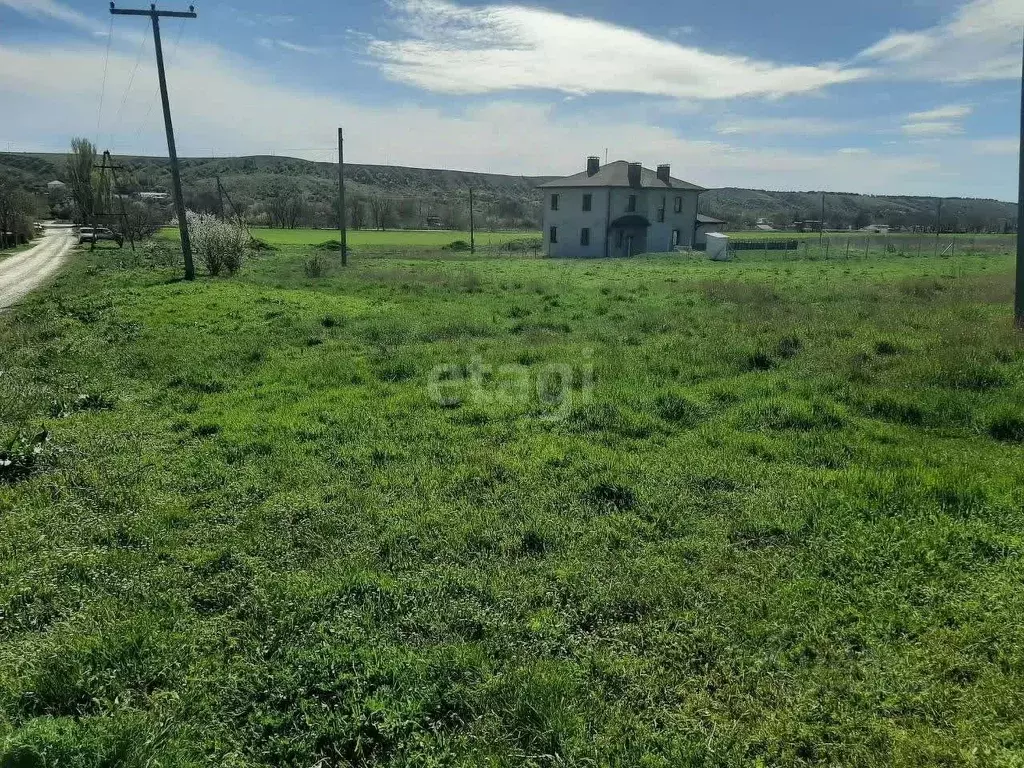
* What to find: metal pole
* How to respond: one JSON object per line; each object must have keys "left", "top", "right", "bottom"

{"left": 1016, "top": 25, "right": 1024, "bottom": 328}
{"left": 469, "top": 187, "right": 475, "bottom": 254}
{"left": 338, "top": 127, "right": 347, "bottom": 266}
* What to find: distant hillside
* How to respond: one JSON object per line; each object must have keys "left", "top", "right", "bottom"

{"left": 699, "top": 188, "right": 1017, "bottom": 233}
{"left": 2, "top": 152, "right": 1016, "bottom": 233}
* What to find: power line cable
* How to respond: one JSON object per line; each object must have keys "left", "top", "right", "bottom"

{"left": 133, "top": 17, "right": 186, "bottom": 145}
{"left": 109, "top": 26, "right": 150, "bottom": 151}
{"left": 95, "top": 15, "right": 114, "bottom": 143}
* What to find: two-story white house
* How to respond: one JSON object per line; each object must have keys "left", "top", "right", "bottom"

{"left": 538, "top": 158, "right": 706, "bottom": 258}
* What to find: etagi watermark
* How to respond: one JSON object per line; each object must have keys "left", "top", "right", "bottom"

{"left": 427, "top": 351, "right": 594, "bottom": 420}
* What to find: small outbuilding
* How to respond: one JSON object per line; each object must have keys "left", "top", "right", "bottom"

{"left": 695, "top": 213, "right": 728, "bottom": 246}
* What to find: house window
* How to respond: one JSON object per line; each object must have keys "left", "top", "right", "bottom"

{"left": 657, "top": 197, "right": 666, "bottom": 223}
{"left": 672, "top": 229, "right": 681, "bottom": 246}
{"left": 580, "top": 228, "right": 590, "bottom": 246}
{"left": 582, "top": 194, "right": 592, "bottom": 212}
{"left": 549, "top": 226, "right": 558, "bottom": 243}
{"left": 626, "top": 195, "right": 637, "bottom": 213}
{"left": 551, "top": 194, "right": 559, "bottom": 211}
{"left": 674, "top": 196, "right": 682, "bottom": 213}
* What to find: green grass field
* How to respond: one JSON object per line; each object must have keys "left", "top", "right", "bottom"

{"left": 2, "top": 239, "right": 1024, "bottom": 766}
{"left": 159, "top": 226, "right": 538, "bottom": 248}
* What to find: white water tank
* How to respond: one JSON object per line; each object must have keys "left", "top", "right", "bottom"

{"left": 706, "top": 232, "right": 730, "bottom": 261}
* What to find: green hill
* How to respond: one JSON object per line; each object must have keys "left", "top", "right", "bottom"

{"left": 2, "top": 152, "right": 1016, "bottom": 233}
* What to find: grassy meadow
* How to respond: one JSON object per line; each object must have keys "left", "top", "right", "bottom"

{"left": 158, "top": 226, "right": 537, "bottom": 248}
{"left": 2, "top": 237, "right": 1024, "bottom": 766}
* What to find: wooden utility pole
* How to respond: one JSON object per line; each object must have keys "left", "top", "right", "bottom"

{"left": 338, "top": 127, "right": 347, "bottom": 266}
{"left": 469, "top": 187, "right": 475, "bottom": 254}
{"left": 819, "top": 192, "right": 825, "bottom": 247}
{"left": 215, "top": 174, "right": 225, "bottom": 219}
{"left": 101, "top": 151, "right": 136, "bottom": 251}
{"left": 1016, "top": 26, "right": 1024, "bottom": 328}
{"left": 111, "top": 2, "right": 196, "bottom": 280}
{"left": 935, "top": 198, "right": 943, "bottom": 257}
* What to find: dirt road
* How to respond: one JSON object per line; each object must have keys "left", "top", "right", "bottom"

{"left": 0, "top": 228, "right": 76, "bottom": 310}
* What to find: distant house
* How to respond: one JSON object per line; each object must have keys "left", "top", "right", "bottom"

{"left": 755, "top": 223, "right": 776, "bottom": 232}
{"left": 46, "top": 180, "right": 66, "bottom": 192}
{"left": 138, "top": 191, "right": 170, "bottom": 201}
{"left": 793, "top": 220, "right": 823, "bottom": 233}
{"left": 425, "top": 215, "right": 443, "bottom": 229}
{"left": 538, "top": 158, "right": 705, "bottom": 257}
{"left": 695, "top": 214, "right": 728, "bottom": 246}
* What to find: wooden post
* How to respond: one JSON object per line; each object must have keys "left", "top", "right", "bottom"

{"left": 469, "top": 187, "right": 475, "bottom": 254}
{"left": 865, "top": 236, "right": 870, "bottom": 260}
{"left": 338, "top": 127, "right": 347, "bottom": 266}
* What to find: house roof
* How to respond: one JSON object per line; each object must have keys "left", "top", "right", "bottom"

{"left": 696, "top": 214, "right": 727, "bottom": 225}
{"left": 538, "top": 160, "right": 706, "bottom": 191}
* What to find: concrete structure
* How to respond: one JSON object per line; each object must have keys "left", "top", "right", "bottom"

{"left": 538, "top": 158, "right": 705, "bottom": 257}
{"left": 695, "top": 213, "right": 728, "bottom": 246}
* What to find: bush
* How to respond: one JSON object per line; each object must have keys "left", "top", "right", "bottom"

{"left": 303, "top": 255, "right": 326, "bottom": 278}
{"left": 443, "top": 240, "right": 471, "bottom": 252}
{"left": 185, "top": 211, "right": 248, "bottom": 276}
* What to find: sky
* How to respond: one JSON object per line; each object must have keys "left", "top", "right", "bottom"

{"left": 0, "top": 0, "right": 1021, "bottom": 199}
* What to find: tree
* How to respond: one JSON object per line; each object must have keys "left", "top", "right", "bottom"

{"left": 368, "top": 195, "right": 394, "bottom": 230}
{"left": 347, "top": 195, "right": 366, "bottom": 230}
{"left": 65, "top": 138, "right": 110, "bottom": 225}
{"left": 267, "top": 182, "right": 307, "bottom": 228}
{"left": 0, "top": 181, "right": 35, "bottom": 248}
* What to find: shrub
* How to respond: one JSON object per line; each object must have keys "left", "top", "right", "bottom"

{"left": 443, "top": 240, "right": 471, "bottom": 252}
{"left": 303, "top": 255, "right": 326, "bottom": 278}
{"left": 185, "top": 211, "right": 248, "bottom": 276}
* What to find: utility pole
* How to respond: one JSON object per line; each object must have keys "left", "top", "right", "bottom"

{"left": 215, "top": 174, "right": 225, "bottom": 219}
{"left": 1016, "top": 25, "right": 1024, "bottom": 328}
{"left": 338, "top": 127, "right": 347, "bottom": 266}
{"left": 935, "top": 198, "right": 943, "bottom": 257}
{"left": 819, "top": 191, "right": 825, "bottom": 247}
{"left": 469, "top": 188, "right": 475, "bottom": 254}
{"left": 91, "top": 151, "right": 108, "bottom": 252}
{"left": 111, "top": 2, "right": 196, "bottom": 280}
{"left": 100, "top": 151, "right": 136, "bottom": 252}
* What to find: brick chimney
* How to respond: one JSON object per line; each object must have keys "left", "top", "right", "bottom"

{"left": 586, "top": 156, "right": 600, "bottom": 176}
{"left": 627, "top": 162, "right": 642, "bottom": 188}
{"left": 657, "top": 164, "right": 671, "bottom": 184}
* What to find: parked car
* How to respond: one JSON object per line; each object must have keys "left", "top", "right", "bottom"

{"left": 78, "top": 226, "right": 124, "bottom": 247}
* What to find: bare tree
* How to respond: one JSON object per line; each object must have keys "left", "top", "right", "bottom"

{"left": 368, "top": 195, "right": 394, "bottom": 231}
{"left": 348, "top": 195, "right": 366, "bottom": 230}
{"left": 267, "top": 182, "right": 307, "bottom": 229}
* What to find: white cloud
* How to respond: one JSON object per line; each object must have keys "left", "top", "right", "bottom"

{"left": 257, "top": 38, "right": 323, "bottom": 54}
{"left": 0, "top": 0, "right": 106, "bottom": 35}
{"left": 837, "top": 147, "right": 870, "bottom": 154}
{"left": 860, "top": 0, "right": 1022, "bottom": 81}
{"left": 715, "top": 117, "right": 847, "bottom": 136}
{"left": 972, "top": 137, "right": 1019, "bottom": 155}
{"left": 907, "top": 104, "right": 973, "bottom": 121}
{"left": 902, "top": 121, "right": 965, "bottom": 136}
{"left": 0, "top": 39, "right": 991, "bottom": 198}
{"left": 366, "top": 0, "right": 870, "bottom": 100}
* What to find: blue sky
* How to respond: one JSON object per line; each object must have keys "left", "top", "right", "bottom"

{"left": 0, "top": 0, "right": 1021, "bottom": 199}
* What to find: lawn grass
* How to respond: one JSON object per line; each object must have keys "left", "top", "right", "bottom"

{"left": 158, "top": 226, "right": 538, "bottom": 248}
{"left": 2, "top": 239, "right": 1024, "bottom": 766}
